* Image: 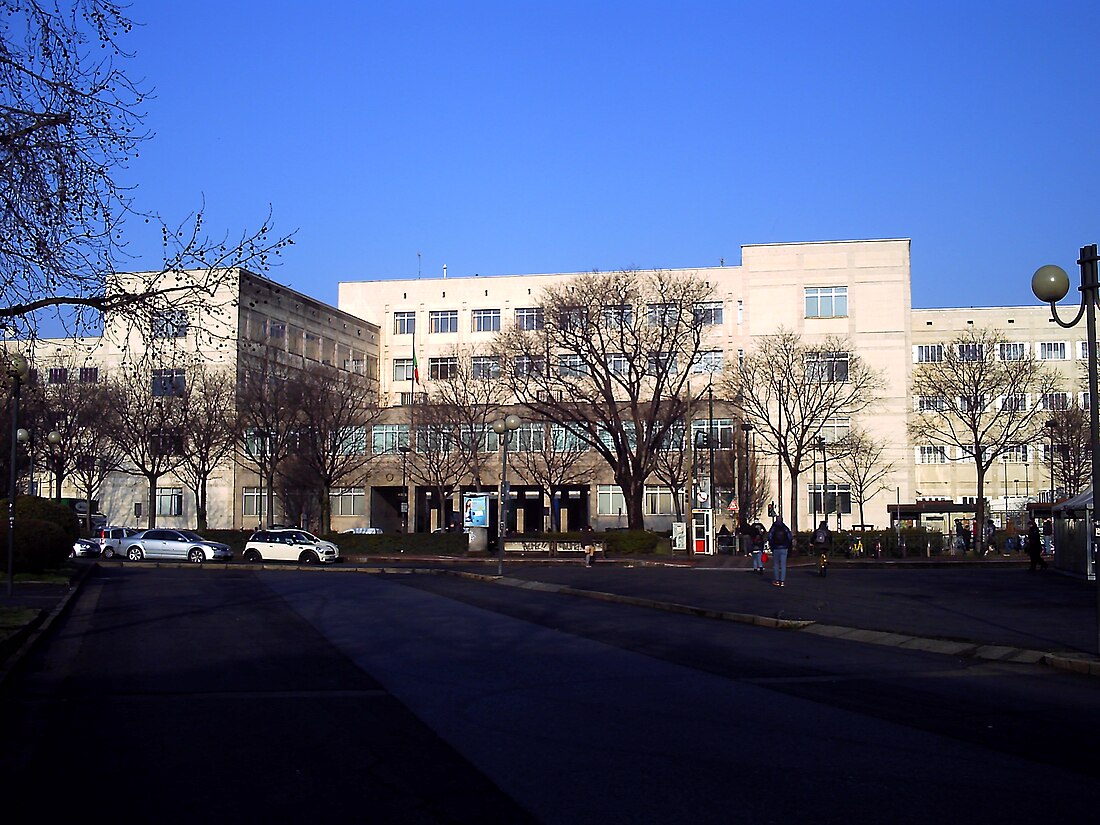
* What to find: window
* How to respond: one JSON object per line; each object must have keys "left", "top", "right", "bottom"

{"left": 152, "top": 309, "right": 188, "bottom": 339}
{"left": 372, "top": 424, "right": 409, "bottom": 454}
{"left": 559, "top": 306, "right": 587, "bottom": 331}
{"left": 330, "top": 488, "right": 365, "bottom": 516}
{"left": 430, "top": 310, "right": 458, "bottom": 334}
{"left": 266, "top": 320, "right": 286, "bottom": 340}
{"left": 691, "top": 419, "right": 735, "bottom": 449}
{"left": 597, "top": 485, "right": 626, "bottom": 516}
{"left": 804, "top": 286, "right": 848, "bottom": 318}
{"left": 393, "top": 358, "right": 414, "bottom": 382}
{"left": 817, "top": 417, "right": 850, "bottom": 444}
{"left": 1042, "top": 392, "right": 1070, "bottom": 411}
{"left": 513, "top": 355, "right": 544, "bottom": 376}
{"left": 918, "top": 446, "right": 948, "bottom": 464}
{"left": 915, "top": 344, "right": 944, "bottom": 363}
{"left": 78, "top": 366, "right": 99, "bottom": 384}
{"left": 805, "top": 351, "right": 849, "bottom": 383}
{"left": 515, "top": 307, "right": 544, "bottom": 331}
{"left": 1002, "top": 444, "right": 1028, "bottom": 463}
{"left": 156, "top": 486, "right": 183, "bottom": 516}
{"left": 471, "top": 356, "right": 500, "bottom": 379}
{"left": 152, "top": 368, "right": 186, "bottom": 397}
{"left": 917, "top": 395, "right": 948, "bottom": 412}
{"left": 334, "top": 426, "right": 366, "bottom": 455}
{"left": 416, "top": 425, "right": 453, "bottom": 454}
{"left": 607, "top": 354, "right": 630, "bottom": 375}
{"left": 599, "top": 422, "right": 636, "bottom": 450}
{"left": 558, "top": 353, "right": 587, "bottom": 377}
{"left": 152, "top": 431, "right": 183, "bottom": 456}
{"left": 999, "top": 342, "right": 1026, "bottom": 361}
{"left": 957, "top": 343, "right": 984, "bottom": 361}
{"left": 694, "top": 301, "right": 723, "bottom": 326}
{"left": 1039, "top": 341, "right": 1067, "bottom": 360}
{"left": 646, "top": 303, "right": 678, "bottom": 326}
{"left": 603, "top": 305, "right": 633, "bottom": 328}
{"left": 690, "top": 350, "right": 723, "bottom": 374}
{"left": 394, "top": 311, "right": 415, "bottom": 335}
{"left": 514, "top": 422, "right": 545, "bottom": 452}
{"left": 242, "top": 488, "right": 267, "bottom": 519}
{"left": 958, "top": 395, "right": 988, "bottom": 414}
{"left": 47, "top": 367, "right": 68, "bottom": 385}
{"left": 304, "top": 332, "right": 321, "bottom": 361}
{"left": 1001, "top": 394, "right": 1028, "bottom": 412}
{"left": 1080, "top": 341, "right": 1095, "bottom": 361}
{"left": 429, "top": 357, "right": 457, "bottom": 380}
{"left": 551, "top": 423, "right": 588, "bottom": 451}
{"left": 646, "top": 352, "right": 677, "bottom": 376}
{"left": 808, "top": 484, "right": 852, "bottom": 514}
{"left": 471, "top": 309, "right": 501, "bottom": 332}
{"left": 644, "top": 486, "right": 681, "bottom": 516}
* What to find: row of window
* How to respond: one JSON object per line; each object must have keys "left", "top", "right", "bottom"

{"left": 43, "top": 366, "right": 100, "bottom": 385}
{"left": 594, "top": 484, "right": 854, "bottom": 517}
{"left": 914, "top": 341, "right": 1094, "bottom": 363}
{"left": 916, "top": 444, "right": 1064, "bottom": 464}
{"left": 392, "top": 350, "right": 727, "bottom": 382}
{"left": 916, "top": 392, "right": 1090, "bottom": 413}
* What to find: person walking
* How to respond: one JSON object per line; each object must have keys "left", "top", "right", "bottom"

{"left": 767, "top": 515, "right": 793, "bottom": 587}
{"left": 1027, "top": 519, "right": 1048, "bottom": 572}
{"left": 750, "top": 522, "right": 766, "bottom": 574}
{"left": 580, "top": 524, "right": 596, "bottom": 567}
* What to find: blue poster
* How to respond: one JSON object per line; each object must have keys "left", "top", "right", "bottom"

{"left": 463, "top": 494, "right": 489, "bottom": 528}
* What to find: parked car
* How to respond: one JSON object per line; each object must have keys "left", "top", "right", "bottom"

{"left": 70, "top": 538, "right": 100, "bottom": 558}
{"left": 122, "top": 529, "right": 233, "bottom": 563}
{"left": 243, "top": 529, "right": 340, "bottom": 564}
{"left": 97, "top": 526, "right": 141, "bottom": 559}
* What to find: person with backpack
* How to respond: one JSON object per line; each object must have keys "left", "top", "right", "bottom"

{"left": 767, "top": 515, "right": 793, "bottom": 587}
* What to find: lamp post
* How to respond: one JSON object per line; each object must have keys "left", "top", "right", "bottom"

{"left": 817, "top": 436, "right": 829, "bottom": 530}
{"left": 740, "top": 420, "right": 753, "bottom": 529}
{"left": 1046, "top": 417, "right": 1056, "bottom": 501}
{"left": 398, "top": 445, "right": 411, "bottom": 538}
{"left": 1033, "top": 246, "right": 1100, "bottom": 654}
{"left": 6, "top": 353, "right": 29, "bottom": 597}
{"left": 492, "top": 413, "right": 522, "bottom": 576}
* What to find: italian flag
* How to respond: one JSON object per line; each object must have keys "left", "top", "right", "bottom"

{"left": 412, "top": 351, "right": 420, "bottom": 384}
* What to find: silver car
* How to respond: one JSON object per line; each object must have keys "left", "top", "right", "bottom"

{"left": 123, "top": 529, "right": 233, "bottom": 563}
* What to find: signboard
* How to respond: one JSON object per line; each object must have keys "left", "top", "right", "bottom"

{"left": 672, "top": 522, "right": 687, "bottom": 551}
{"left": 463, "top": 494, "right": 489, "bottom": 528}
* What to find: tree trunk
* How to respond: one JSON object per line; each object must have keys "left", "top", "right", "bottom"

{"left": 196, "top": 476, "right": 208, "bottom": 532}
{"left": 975, "top": 469, "right": 987, "bottom": 556}
{"left": 146, "top": 477, "right": 157, "bottom": 528}
{"left": 788, "top": 471, "right": 801, "bottom": 534}
{"left": 621, "top": 478, "right": 645, "bottom": 530}
{"left": 319, "top": 483, "right": 332, "bottom": 535}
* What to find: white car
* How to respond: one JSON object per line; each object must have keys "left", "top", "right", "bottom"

{"left": 242, "top": 529, "right": 340, "bottom": 564}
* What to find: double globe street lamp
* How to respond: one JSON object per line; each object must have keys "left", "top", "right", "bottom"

{"left": 1032, "top": 245, "right": 1100, "bottom": 655}
{"left": 492, "top": 413, "right": 523, "bottom": 576}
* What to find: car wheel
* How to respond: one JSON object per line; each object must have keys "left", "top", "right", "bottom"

{"left": 103, "top": 546, "right": 115, "bottom": 559}
{"left": 298, "top": 550, "right": 319, "bottom": 564}
{"left": 187, "top": 548, "right": 205, "bottom": 564}
{"left": 127, "top": 546, "right": 144, "bottom": 562}
{"left": 243, "top": 549, "right": 262, "bottom": 563}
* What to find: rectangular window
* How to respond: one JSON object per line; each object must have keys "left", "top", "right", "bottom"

{"left": 559, "top": 306, "right": 587, "bottom": 331}
{"left": 805, "top": 351, "right": 849, "bottom": 383}
{"left": 471, "top": 309, "right": 501, "bottom": 332}
{"left": 551, "top": 423, "right": 588, "bottom": 451}
{"left": 304, "top": 332, "right": 321, "bottom": 361}
{"left": 915, "top": 344, "right": 944, "bottom": 363}
{"left": 394, "top": 311, "right": 415, "bottom": 335}
{"left": 694, "top": 301, "right": 723, "bottom": 326}
{"left": 156, "top": 486, "right": 183, "bottom": 516}
{"left": 152, "top": 368, "right": 186, "bottom": 397}
{"left": 393, "top": 358, "right": 414, "bottom": 382}
{"left": 597, "top": 484, "right": 626, "bottom": 516}
{"left": 1042, "top": 392, "right": 1070, "bottom": 411}
{"left": 646, "top": 351, "right": 677, "bottom": 376}
{"left": 917, "top": 395, "right": 948, "bottom": 412}
{"left": 690, "top": 350, "right": 723, "bottom": 374}
{"left": 152, "top": 309, "right": 188, "bottom": 339}
{"left": 957, "top": 343, "right": 984, "bottom": 361}
{"left": 515, "top": 307, "right": 544, "bottom": 331}
{"left": 691, "top": 419, "right": 735, "bottom": 449}
{"left": 266, "top": 320, "right": 287, "bottom": 340}
{"left": 918, "top": 446, "right": 948, "bottom": 464}
{"left": 416, "top": 424, "right": 453, "bottom": 454}
{"left": 646, "top": 303, "right": 678, "bottom": 326}
{"left": 430, "top": 310, "right": 458, "bottom": 334}
{"left": 1080, "top": 340, "right": 1095, "bottom": 361}
{"left": 1001, "top": 394, "right": 1028, "bottom": 412}
{"left": 1002, "top": 444, "right": 1028, "bottom": 463}
{"left": 644, "top": 486, "right": 680, "bottom": 516}
{"left": 330, "top": 487, "right": 365, "bottom": 516}
{"left": 514, "top": 422, "right": 545, "bottom": 452}
{"left": 807, "top": 484, "right": 852, "bottom": 514}
{"left": 471, "top": 356, "right": 500, "bottom": 379}
{"left": 152, "top": 431, "right": 183, "bottom": 456}
{"left": 602, "top": 305, "right": 633, "bottom": 328}
{"left": 242, "top": 487, "right": 267, "bottom": 519}
{"left": 78, "top": 366, "right": 99, "bottom": 384}
{"left": 999, "top": 342, "right": 1026, "bottom": 361}
{"left": 47, "top": 367, "right": 68, "bottom": 385}
{"left": 607, "top": 354, "right": 630, "bottom": 375}
{"left": 817, "top": 417, "right": 850, "bottom": 444}
{"left": 429, "top": 357, "right": 458, "bottom": 380}
{"left": 558, "top": 353, "right": 587, "bottom": 377}
{"left": 1039, "top": 341, "right": 1067, "bottom": 360}
{"left": 371, "top": 424, "right": 409, "bottom": 454}
{"left": 804, "top": 286, "right": 848, "bottom": 319}
{"left": 334, "top": 426, "right": 366, "bottom": 455}
{"left": 513, "top": 355, "right": 544, "bottom": 376}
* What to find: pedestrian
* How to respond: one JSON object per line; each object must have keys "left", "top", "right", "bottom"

{"left": 1027, "top": 519, "right": 1048, "bottom": 572}
{"left": 750, "top": 523, "right": 765, "bottom": 574}
{"left": 811, "top": 520, "right": 832, "bottom": 556}
{"left": 580, "top": 524, "right": 596, "bottom": 567}
{"left": 767, "top": 515, "right": 793, "bottom": 587}
{"left": 1042, "top": 518, "right": 1053, "bottom": 556}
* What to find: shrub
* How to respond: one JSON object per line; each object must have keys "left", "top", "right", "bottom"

{"left": 601, "top": 529, "right": 667, "bottom": 555}
{"left": 0, "top": 496, "right": 80, "bottom": 543}
{"left": 0, "top": 518, "right": 71, "bottom": 573}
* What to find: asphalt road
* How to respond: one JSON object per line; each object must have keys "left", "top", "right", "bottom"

{"left": 4, "top": 565, "right": 1100, "bottom": 824}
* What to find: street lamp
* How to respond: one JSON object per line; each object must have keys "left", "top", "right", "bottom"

{"left": 740, "top": 420, "right": 753, "bottom": 529}
{"left": 492, "top": 413, "right": 522, "bottom": 576}
{"left": 1046, "top": 417, "right": 1057, "bottom": 501}
{"left": 6, "top": 353, "right": 29, "bottom": 597}
{"left": 817, "top": 436, "right": 829, "bottom": 530}
{"left": 1033, "top": 246, "right": 1100, "bottom": 654}
{"left": 398, "top": 445, "right": 411, "bottom": 538}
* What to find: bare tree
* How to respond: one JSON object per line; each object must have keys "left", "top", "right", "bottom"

{"left": 721, "top": 329, "right": 881, "bottom": 531}
{"left": 291, "top": 364, "right": 383, "bottom": 535}
{"left": 649, "top": 422, "right": 690, "bottom": 523}
{"left": 1045, "top": 403, "right": 1091, "bottom": 499}
{"left": 510, "top": 421, "right": 598, "bottom": 531}
{"left": 909, "top": 328, "right": 1060, "bottom": 554}
{"left": 1, "top": 1, "right": 292, "bottom": 339}
{"left": 66, "top": 384, "right": 127, "bottom": 529}
{"left": 176, "top": 364, "right": 238, "bottom": 532}
{"left": 495, "top": 269, "right": 713, "bottom": 528}
{"left": 832, "top": 427, "right": 896, "bottom": 530}
{"left": 107, "top": 363, "right": 188, "bottom": 528}
{"left": 405, "top": 399, "right": 471, "bottom": 531}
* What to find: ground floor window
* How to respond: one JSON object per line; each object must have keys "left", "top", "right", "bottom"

{"left": 156, "top": 486, "right": 183, "bottom": 517}
{"left": 807, "top": 484, "right": 852, "bottom": 515}
{"left": 597, "top": 485, "right": 625, "bottom": 516}
{"left": 644, "top": 485, "right": 683, "bottom": 516}
{"left": 243, "top": 487, "right": 268, "bottom": 518}
{"left": 330, "top": 487, "right": 365, "bottom": 516}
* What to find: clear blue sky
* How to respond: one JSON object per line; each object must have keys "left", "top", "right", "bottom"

{"left": 119, "top": 0, "right": 1100, "bottom": 310}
